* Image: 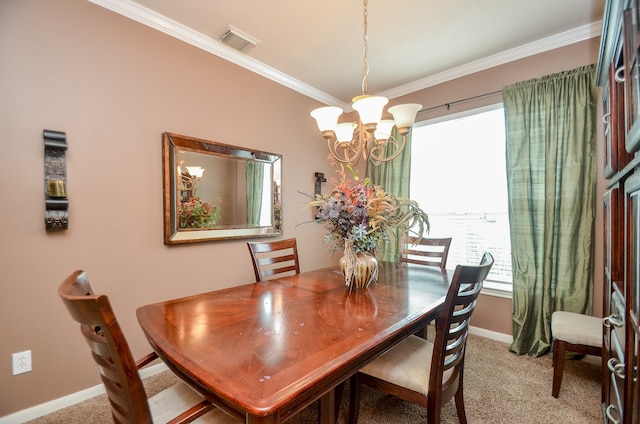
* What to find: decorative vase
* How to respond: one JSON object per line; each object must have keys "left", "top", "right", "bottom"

{"left": 339, "top": 240, "right": 378, "bottom": 290}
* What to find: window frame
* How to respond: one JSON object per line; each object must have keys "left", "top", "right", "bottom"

{"left": 410, "top": 103, "right": 512, "bottom": 298}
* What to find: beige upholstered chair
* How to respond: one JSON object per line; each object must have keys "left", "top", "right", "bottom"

{"left": 348, "top": 252, "right": 494, "bottom": 424}
{"left": 400, "top": 236, "right": 452, "bottom": 270}
{"left": 551, "top": 311, "right": 602, "bottom": 398}
{"left": 247, "top": 238, "right": 300, "bottom": 282}
{"left": 59, "top": 270, "right": 237, "bottom": 424}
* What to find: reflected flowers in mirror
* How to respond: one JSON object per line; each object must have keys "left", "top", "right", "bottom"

{"left": 178, "top": 197, "right": 222, "bottom": 229}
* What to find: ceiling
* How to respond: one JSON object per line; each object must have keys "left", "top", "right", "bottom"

{"left": 91, "top": 0, "right": 605, "bottom": 110}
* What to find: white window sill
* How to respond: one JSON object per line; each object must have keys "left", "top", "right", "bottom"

{"left": 481, "top": 280, "right": 513, "bottom": 299}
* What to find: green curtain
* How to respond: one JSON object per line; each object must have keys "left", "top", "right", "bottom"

{"left": 246, "top": 161, "right": 264, "bottom": 226}
{"left": 366, "top": 128, "right": 413, "bottom": 262}
{"left": 503, "top": 64, "right": 597, "bottom": 357}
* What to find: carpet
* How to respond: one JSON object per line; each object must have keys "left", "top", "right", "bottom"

{"left": 26, "top": 334, "right": 601, "bottom": 423}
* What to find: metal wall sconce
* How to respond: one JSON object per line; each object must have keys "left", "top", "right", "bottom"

{"left": 314, "top": 172, "right": 326, "bottom": 197}
{"left": 44, "top": 130, "right": 68, "bottom": 231}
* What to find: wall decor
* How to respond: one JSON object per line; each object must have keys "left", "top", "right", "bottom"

{"left": 163, "top": 132, "right": 282, "bottom": 244}
{"left": 44, "top": 130, "right": 68, "bottom": 231}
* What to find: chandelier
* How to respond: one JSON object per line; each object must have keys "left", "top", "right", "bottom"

{"left": 310, "top": 0, "right": 422, "bottom": 166}
{"left": 178, "top": 165, "right": 204, "bottom": 202}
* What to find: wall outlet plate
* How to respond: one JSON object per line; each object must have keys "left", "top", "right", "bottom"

{"left": 12, "top": 350, "right": 32, "bottom": 375}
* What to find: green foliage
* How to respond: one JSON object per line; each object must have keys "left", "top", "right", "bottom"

{"left": 306, "top": 164, "right": 429, "bottom": 253}
{"left": 178, "top": 197, "right": 221, "bottom": 229}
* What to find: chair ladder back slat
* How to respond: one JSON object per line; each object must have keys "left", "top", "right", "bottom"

{"left": 260, "top": 265, "right": 299, "bottom": 278}
{"left": 400, "top": 236, "right": 452, "bottom": 270}
{"left": 256, "top": 253, "right": 296, "bottom": 267}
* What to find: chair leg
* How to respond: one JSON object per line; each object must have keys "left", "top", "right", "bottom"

{"left": 454, "top": 374, "right": 468, "bottom": 424}
{"left": 348, "top": 375, "right": 361, "bottom": 424}
{"left": 552, "top": 339, "right": 566, "bottom": 398}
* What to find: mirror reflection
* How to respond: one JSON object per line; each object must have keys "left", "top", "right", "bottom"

{"left": 163, "top": 132, "right": 282, "bottom": 244}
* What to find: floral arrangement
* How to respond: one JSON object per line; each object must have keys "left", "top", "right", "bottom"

{"left": 178, "top": 197, "right": 221, "bottom": 229}
{"left": 306, "top": 164, "right": 430, "bottom": 256}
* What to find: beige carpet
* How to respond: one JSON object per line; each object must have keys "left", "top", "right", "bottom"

{"left": 27, "top": 334, "right": 601, "bottom": 423}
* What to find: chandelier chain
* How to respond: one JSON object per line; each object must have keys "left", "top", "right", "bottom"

{"left": 362, "top": 0, "right": 368, "bottom": 95}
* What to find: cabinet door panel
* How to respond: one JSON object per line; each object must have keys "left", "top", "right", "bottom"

{"left": 626, "top": 173, "right": 640, "bottom": 323}
{"left": 625, "top": 170, "right": 640, "bottom": 424}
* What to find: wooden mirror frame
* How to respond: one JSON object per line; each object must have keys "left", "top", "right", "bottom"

{"left": 163, "top": 132, "right": 282, "bottom": 244}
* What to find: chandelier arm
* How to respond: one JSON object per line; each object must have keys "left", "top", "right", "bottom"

{"left": 368, "top": 134, "right": 407, "bottom": 163}
{"left": 326, "top": 137, "right": 362, "bottom": 166}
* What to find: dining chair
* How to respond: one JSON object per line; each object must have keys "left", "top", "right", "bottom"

{"left": 400, "top": 236, "right": 452, "bottom": 271}
{"left": 58, "top": 270, "right": 237, "bottom": 424}
{"left": 348, "top": 252, "right": 494, "bottom": 424}
{"left": 247, "top": 238, "right": 300, "bottom": 282}
{"left": 550, "top": 310, "right": 602, "bottom": 398}
{"left": 400, "top": 236, "right": 452, "bottom": 338}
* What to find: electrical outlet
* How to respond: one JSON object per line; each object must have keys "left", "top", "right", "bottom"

{"left": 12, "top": 350, "right": 32, "bottom": 375}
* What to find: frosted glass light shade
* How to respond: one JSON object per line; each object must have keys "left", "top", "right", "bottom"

{"left": 185, "top": 166, "right": 204, "bottom": 178}
{"left": 335, "top": 122, "right": 357, "bottom": 142}
{"left": 388, "top": 103, "right": 422, "bottom": 135}
{"left": 374, "top": 119, "right": 395, "bottom": 141}
{"left": 352, "top": 95, "right": 388, "bottom": 130}
{"left": 310, "top": 106, "right": 343, "bottom": 137}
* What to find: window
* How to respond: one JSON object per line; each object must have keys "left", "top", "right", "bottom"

{"left": 410, "top": 105, "right": 512, "bottom": 294}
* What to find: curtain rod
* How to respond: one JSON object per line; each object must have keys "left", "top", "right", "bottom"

{"left": 418, "top": 89, "right": 503, "bottom": 114}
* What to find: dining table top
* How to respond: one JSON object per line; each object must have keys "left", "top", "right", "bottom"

{"left": 136, "top": 262, "right": 451, "bottom": 423}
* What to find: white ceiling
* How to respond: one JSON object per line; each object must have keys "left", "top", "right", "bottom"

{"left": 90, "top": 0, "right": 605, "bottom": 109}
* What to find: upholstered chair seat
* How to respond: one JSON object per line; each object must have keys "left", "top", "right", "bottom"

{"left": 358, "top": 335, "right": 455, "bottom": 395}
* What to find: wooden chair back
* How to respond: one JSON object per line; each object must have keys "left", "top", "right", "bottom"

{"left": 400, "top": 236, "right": 452, "bottom": 270}
{"left": 59, "top": 270, "right": 154, "bottom": 423}
{"left": 429, "top": 252, "right": 493, "bottom": 421}
{"left": 247, "top": 238, "right": 300, "bottom": 282}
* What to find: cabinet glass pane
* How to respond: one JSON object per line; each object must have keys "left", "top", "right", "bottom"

{"left": 632, "top": 188, "right": 639, "bottom": 321}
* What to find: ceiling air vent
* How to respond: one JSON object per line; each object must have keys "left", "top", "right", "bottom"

{"left": 219, "top": 26, "right": 259, "bottom": 52}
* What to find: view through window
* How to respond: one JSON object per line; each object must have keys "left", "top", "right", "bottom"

{"left": 410, "top": 105, "right": 512, "bottom": 291}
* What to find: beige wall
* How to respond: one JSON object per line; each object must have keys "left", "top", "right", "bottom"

{"left": 0, "top": 0, "right": 603, "bottom": 417}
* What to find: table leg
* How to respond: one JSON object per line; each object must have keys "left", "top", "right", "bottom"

{"left": 318, "top": 389, "right": 336, "bottom": 424}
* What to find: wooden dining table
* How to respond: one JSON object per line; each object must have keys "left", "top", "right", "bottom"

{"left": 136, "top": 262, "right": 450, "bottom": 424}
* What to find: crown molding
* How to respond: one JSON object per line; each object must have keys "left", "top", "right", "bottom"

{"left": 89, "top": 0, "right": 600, "bottom": 107}
{"left": 380, "top": 21, "right": 603, "bottom": 100}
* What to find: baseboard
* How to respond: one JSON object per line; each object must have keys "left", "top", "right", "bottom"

{"left": 0, "top": 363, "right": 169, "bottom": 424}
{"left": 470, "top": 325, "right": 513, "bottom": 344}
{"left": 1, "top": 328, "right": 512, "bottom": 423}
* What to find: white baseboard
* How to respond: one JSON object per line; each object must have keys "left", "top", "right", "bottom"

{"left": 0, "top": 363, "right": 169, "bottom": 424}
{"left": 470, "top": 325, "right": 513, "bottom": 344}
{"left": 0, "top": 329, "right": 512, "bottom": 423}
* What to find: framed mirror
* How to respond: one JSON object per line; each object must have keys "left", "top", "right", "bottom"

{"left": 163, "top": 132, "right": 282, "bottom": 244}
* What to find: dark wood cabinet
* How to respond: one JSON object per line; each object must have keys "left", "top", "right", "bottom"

{"left": 598, "top": 1, "right": 640, "bottom": 422}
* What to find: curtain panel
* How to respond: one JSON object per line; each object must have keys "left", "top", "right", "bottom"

{"left": 366, "top": 128, "right": 413, "bottom": 262}
{"left": 503, "top": 64, "right": 597, "bottom": 356}
{"left": 246, "top": 161, "right": 264, "bottom": 226}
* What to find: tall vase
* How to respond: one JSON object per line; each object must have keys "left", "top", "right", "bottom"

{"left": 339, "top": 239, "right": 378, "bottom": 290}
